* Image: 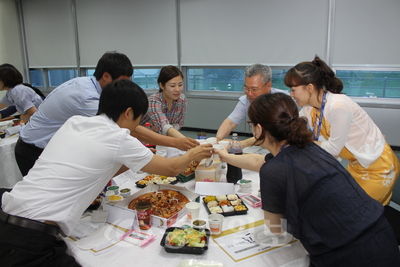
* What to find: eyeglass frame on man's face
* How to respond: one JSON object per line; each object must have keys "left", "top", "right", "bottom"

{"left": 242, "top": 83, "right": 267, "bottom": 94}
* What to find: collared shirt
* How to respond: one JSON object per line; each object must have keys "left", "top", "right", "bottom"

{"left": 0, "top": 84, "right": 43, "bottom": 114}
{"left": 140, "top": 92, "right": 187, "bottom": 135}
{"left": 228, "top": 88, "right": 289, "bottom": 125}
{"left": 2, "top": 114, "right": 154, "bottom": 236}
{"left": 20, "top": 77, "right": 102, "bottom": 149}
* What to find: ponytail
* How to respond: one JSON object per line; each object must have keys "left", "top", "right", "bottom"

{"left": 285, "top": 55, "right": 343, "bottom": 94}
{"left": 248, "top": 93, "right": 313, "bottom": 148}
{"left": 311, "top": 56, "right": 343, "bottom": 93}
{"left": 286, "top": 116, "right": 313, "bottom": 148}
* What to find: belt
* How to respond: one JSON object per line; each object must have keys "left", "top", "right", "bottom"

{"left": 17, "top": 137, "right": 42, "bottom": 150}
{"left": 0, "top": 209, "right": 59, "bottom": 237}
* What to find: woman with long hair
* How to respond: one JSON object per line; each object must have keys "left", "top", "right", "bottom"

{"left": 216, "top": 93, "right": 400, "bottom": 266}
{"left": 283, "top": 55, "right": 399, "bottom": 205}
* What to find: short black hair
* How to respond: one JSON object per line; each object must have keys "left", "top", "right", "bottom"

{"left": 97, "top": 79, "right": 148, "bottom": 122}
{"left": 0, "top": 63, "right": 23, "bottom": 88}
{"left": 93, "top": 52, "right": 133, "bottom": 80}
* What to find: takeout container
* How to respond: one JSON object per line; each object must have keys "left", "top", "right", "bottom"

{"left": 160, "top": 227, "right": 210, "bottom": 254}
{"left": 195, "top": 159, "right": 222, "bottom": 182}
{"left": 104, "top": 184, "right": 200, "bottom": 229}
{"left": 120, "top": 188, "right": 131, "bottom": 198}
{"left": 202, "top": 194, "right": 248, "bottom": 216}
{"left": 176, "top": 161, "right": 200, "bottom": 183}
{"left": 176, "top": 172, "right": 195, "bottom": 183}
{"left": 191, "top": 218, "right": 208, "bottom": 229}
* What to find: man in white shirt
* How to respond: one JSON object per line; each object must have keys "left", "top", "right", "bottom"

{"left": 216, "top": 64, "right": 289, "bottom": 145}
{"left": 0, "top": 79, "right": 213, "bottom": 266}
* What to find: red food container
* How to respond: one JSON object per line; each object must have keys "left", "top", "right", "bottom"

{"left": 136, "top": 200, "right": 152, "bottom": 230}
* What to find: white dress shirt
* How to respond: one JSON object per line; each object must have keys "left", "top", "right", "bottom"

{"left": 2, "top": 114, "right": 153, "bottom": 235}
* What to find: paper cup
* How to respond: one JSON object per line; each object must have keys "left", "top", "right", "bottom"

{"left": 208, "top": 214, "right": 224, "bottom": 235}
{"left": 186, "top": 202, "right": 200, "bottom": 220}
{"left": 197, "top": 139, "right": 210, "bottom": 145}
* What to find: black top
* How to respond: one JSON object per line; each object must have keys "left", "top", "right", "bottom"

{"left": 260, "top": 143, "right": 383, "bottom": 255}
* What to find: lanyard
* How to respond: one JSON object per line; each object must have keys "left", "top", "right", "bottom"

{"left": 312, "top": 91, "right": 327, "bottom": 141}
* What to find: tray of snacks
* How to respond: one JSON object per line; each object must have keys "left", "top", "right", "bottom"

{"left": 135, "top": 174, "right": 178, "bottom": 188}
{"left": 176, "top": 161, "right": 200, "bottom": 182}
{"left": 160, "top": 227, "right": 210, "bottom": 254}
{"left": 203, "top": 194, "right": 248, "bottom": 216}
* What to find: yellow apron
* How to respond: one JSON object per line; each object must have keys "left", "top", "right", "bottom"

{"left": 311, "top": 108, "right": 399, "bottom": 205}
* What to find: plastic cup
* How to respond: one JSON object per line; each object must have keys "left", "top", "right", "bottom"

{"left": 186, "top": 202, "right": 201, "bottom": 220}
{"left": 208, "top": 214, "right": 224, "bottom": 235}
{"left": 218, "top": 140, "right": 230, "bottom": 147}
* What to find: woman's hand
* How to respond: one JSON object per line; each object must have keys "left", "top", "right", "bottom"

{"left": 215, "top": 146, "right": 229, "bottom": 162}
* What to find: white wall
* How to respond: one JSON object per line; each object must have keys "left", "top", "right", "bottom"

{"left": 1, "top": 0, "right": 399, "bottom": 146}
{"left": 0, "top": 0, "right": 24, "bottom": 98}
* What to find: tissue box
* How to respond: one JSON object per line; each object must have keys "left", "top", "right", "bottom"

{"left": 195, "top": 159, "right": 222, "bottom": 182}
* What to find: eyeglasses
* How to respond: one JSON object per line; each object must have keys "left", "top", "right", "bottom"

{"left": 242, "top": 83, "right": 267, "bottom": 94}
{"left": 247, "top": 120, "right": 254, "bottom": 128}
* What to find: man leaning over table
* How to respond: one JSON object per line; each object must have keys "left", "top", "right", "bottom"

{"left": 15, "top": 51, "right": 199, "bottom": 177}
{"left": 215, "top": 64, "right": 289, "bottom": 147}
{"left": 0, "top": 79, "right": 213, "bottom": 267}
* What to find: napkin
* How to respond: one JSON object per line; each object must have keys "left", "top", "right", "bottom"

{"left": 5, "top": 125, "right": 22, "bottom": 136}
{"left": 262, "top": 240, "right": 309, "bottom": 267}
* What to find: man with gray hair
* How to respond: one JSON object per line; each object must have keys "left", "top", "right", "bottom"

{"left": 216, "top": 64, "right": 288, "bottom": 142}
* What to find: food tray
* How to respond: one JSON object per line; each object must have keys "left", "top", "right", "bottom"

{"left": 176, "top": 161, "right": 200, "bottom": 183}
{"left": 176, "top": 172, "right": 195, "bottom": 183}
{"left": 135, "top": 174, "right": 179, "bottom": 188}
{"left": 160, "top": 227, "right": 210, "bottom": 254}
{"left": 202, "top": 194, "right": 248, "bottom": 216}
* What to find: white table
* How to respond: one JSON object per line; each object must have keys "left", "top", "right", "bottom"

{"left": 65, "top": 168, "right": 309, "bottom": 267}
{"left": 0, "top": 134, "right": 23, "bottom": 188}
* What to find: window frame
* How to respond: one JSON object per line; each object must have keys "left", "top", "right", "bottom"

{"left": 28, "top": 66, "right": 400, "bottom": 107}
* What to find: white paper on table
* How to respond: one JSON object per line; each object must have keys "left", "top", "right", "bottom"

{"left": 211, "top": 220, "right": 302, "bottom": 264}
{"left": 195, "top": 182, "right": 235, "bottom": 196}
{"left": 5, "top": 125, "right": 21, "bottom": 136}
{"left": 102, "top": 203, "right": 136, "bottom": 230}
{"left": 69, "top": 217, "right": 125, "bottom": 251}
{"left": 262, "top": 241, "right": 309, "bottom": 267}
{"left": 112, "top": 169, "right": 136, "bottom": 186}
{"left": 88, "top": 235, "right": 133, "bottom": 256}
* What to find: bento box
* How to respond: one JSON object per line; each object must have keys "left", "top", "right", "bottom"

{"left": 160, "top": 227, "right": 210, "bottom": 254}
{"left": 202, "top": 194, "right": 248, "bottom": 216}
